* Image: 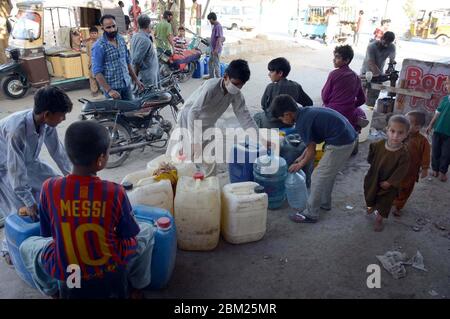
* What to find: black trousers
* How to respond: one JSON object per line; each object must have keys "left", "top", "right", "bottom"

{"left": 432, "top": 132, "right": 450, "bottom": 174}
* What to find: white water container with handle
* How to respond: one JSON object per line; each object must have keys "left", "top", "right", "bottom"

{"left": 123, "top": 178, "right": 174, "bottom": 214}
{"left": 221, "top": 182, "right": 268, "bottom": 244}
{"left": 147, "top": 154, "right": 197, "bottom": 177}
{"left": 174, "top": 172, "right": 221, "bottom": 251}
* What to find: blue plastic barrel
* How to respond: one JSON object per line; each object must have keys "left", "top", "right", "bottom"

{"left": 133, "top": 205, "right": 177, "bottom": 290}
{"left": 220, "top": 62, "right": 229, "bottom": 77}
{"left": 203, "top": 56, "right": 210, "bottom": 75}
{"left": 285, "top": 171, "right": 308, "bottom": 211}
{"left": 229, "top": 141, "right": 266, "bottom": 183}
{"left": 192, "top": 60, "right": 204, "bottom": 78}
{"left": 5, "top": 214, "right": 40, "bottom": 288}
{"left": 253, "top": 155, "right": 288, "bottom": 209}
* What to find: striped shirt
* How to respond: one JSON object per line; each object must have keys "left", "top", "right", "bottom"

{"left": 39, "top": 175, "right": 140, "bottom": 281}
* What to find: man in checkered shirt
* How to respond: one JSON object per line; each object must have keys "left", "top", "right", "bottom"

{"left": 92, "top": 14, "right": 144, "bottom": 100}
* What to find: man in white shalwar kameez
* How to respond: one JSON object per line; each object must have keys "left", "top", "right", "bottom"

{"left": 0, "top": 86, "right": 73, "bottom": 264}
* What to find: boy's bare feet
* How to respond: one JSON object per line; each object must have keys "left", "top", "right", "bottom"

{"left": 438, "top": 172, "right": 448, "bottom": 182}
{"left": 393, "top": 208, "right": 402, "bottom": 217}
{"left": 431, "top": 171, "right": 439, "bottom": 177}
{"left": 374, "top": 214, "right": 384, "bottom": 232}
{"left": 367, "top": 207, "right": 374, "bottom": 215}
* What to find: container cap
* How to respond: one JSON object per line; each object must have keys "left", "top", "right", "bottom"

{"left": 254, "top": 185, "right": 265, "bottom": 194}
{"left": 156, "top": 217, "right": 171, "bottom": 229}
{"left": 122, "top": 181, "right": 133, "bottom": 191}
{"left": 193, "top": 171, "right": 205, "bottom": 180}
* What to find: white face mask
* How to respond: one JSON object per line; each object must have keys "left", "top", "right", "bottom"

{"left": 225, "top": 81, "right": 240, "bottom": 95}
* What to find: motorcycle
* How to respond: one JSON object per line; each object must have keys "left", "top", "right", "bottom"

{"left": 79, "top": 72, "right": 184, "bottom": 168}
{"left": 158, "top": 28, "right": 210, "bottom": 83}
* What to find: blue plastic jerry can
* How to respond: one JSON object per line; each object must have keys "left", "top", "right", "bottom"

{"left": 192, "top": 60, "right": 204, "bottom": 78}
{"left": 133, "top": 205, "right": 177, "bottom": 290}
{"left": 5, "top": 214, "right": 40, "bottom": 288}
{"left": 253, "top": 155, "right": 288, "bottom": 210}
{"left": 220, "top": 63, "right": 229, "bottom": 77}
{"left": 203, "top": 56, "right": 210, "bottom": 75}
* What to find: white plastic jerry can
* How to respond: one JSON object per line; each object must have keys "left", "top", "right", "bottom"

{"left": 221, "top": 182, "right": 268, "bottom": 244}
{"left": 174, "top": 172, "right": 221, "bottom": 251}
{"left": 146, "top": 154, "right": 197, "bottom": 177}
{"left": 123, "top": 177, "right": 174, "bottom": 214}
{"left": 121, "top": 169, "right": 152, "bottom": 186}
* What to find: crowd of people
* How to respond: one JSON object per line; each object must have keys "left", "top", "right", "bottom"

{"left": 0, "top": 4, "right": 449, "bottom": 299}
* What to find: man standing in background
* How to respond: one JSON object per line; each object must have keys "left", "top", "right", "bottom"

{"left": 155, "top": 10, "right": 175, "bottom": 54}
{"left": 353, "top": 10, "right": 364, "bottom": 46}
{"left": 206, "top": 12, "right": 224, "bottom": 79}
{"left": 0, "top": 0, "right": 12, "bottom": 65}
{"left": 190, "top": 0, "right": 199, "bottom": 28}
{"left": 131, "top": 15, "right": 160, "bottom": 88}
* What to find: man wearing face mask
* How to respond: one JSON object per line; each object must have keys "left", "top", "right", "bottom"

{"left": 92, "top": 14, "right": 144, "bottom": 100}
{"left": 166, "top": 59, "right": 262, "bottom": 162}
{"left": 360, "top": 31, "right": 396, "bottom": 107}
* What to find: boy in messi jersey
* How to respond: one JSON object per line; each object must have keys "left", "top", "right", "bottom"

{"left": 19, "top": 121, "right": 155, "bottom": 298}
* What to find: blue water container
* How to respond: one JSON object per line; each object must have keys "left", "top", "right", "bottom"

{"left": 285, "top": 171, "right": 308, "bottom": 211}
{"left": 280, "top": 133, "right": 313, "bottom": 188}
{"left": 192, "top": 60, "right": 204, "bottom": 78}
{"left": 5, "top": 214, "right": 40, "bottom": 288}
{"left": 253, "top": 155, "right": 288, "bottom": 209}
{"left": 279, "top": 126, "right": 296, "bottom": 136}
{"left": 203, "top": 56, "right": 210, "bottom": 75}
{"left": 133, "top": 205, "right": 177, "bottom": 290}
{"left": 220, "top": 62, "right": 229, "bottom": 77}
{"left": 229, "top": 141, "right": 266, "bottom": 183}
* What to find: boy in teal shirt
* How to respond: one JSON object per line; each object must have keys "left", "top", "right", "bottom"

{"left": 427, "top": 76, "right": 450, "bottom": 182}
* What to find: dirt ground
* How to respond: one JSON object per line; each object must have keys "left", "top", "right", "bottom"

{"left": 0, "top": 41, "right": 449, "bottom": 299}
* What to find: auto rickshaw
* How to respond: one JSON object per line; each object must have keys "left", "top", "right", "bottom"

{"left": 290, "top": 5, "right": 356, "bottom": 43}
{"left": 0, "top": 0, "right": 126, "bottom": 99}
{"left": 404, "top": 9, "right": 450, "bottom": 46}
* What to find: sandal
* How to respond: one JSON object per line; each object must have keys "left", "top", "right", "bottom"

{"left": 2, "top": 252, "right": 13, "bottom": 266}
{"left": 289, "top": 212, "right": 317, "bottom": 223}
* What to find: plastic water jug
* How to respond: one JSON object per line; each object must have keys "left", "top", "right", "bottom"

{"left": 203, "top": 56, "right": 209, "bottom": 75}
{"left": 5, "top": 214, "right": 40, "bottom": 287}
{"left": 359, "top": 105, "right": 374, "bottom": 143}
{"left": 280, "top": 134, "right": 313, "bottom": 188}
{"left": 147, "top": 154, "right": 196, "bottom": 178}
{"left": 221, "top": 182, "right": 268, "bottom": 244}
{"left": 228, "top": 140, "right": 266, "bottom": 183}
{"left": 123, "top": 178, "right": 174, "bottom": 214}
{"left": 121, "top": 169, "right": 152, "bottom": 186}
{"left": 285, "top": 171, "right": 309, "bottom": 211}
{"left": 192, "top": 60, "right": 204, "bottom": 79}
{"left": 133, "top": 205, "right": 177, "bottom": 290}
{"left": 280, "top": 134, "right": 305, "bottom": 165}
{"left": 253, "top": 154, "right": 288, "bottom": 209}
{"left": 174, "top": 172, "right": 221, "bottom": 251}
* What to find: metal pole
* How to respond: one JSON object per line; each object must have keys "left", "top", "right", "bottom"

{"left": 49, "top": 9, "right": 57, "bottom": 46}
{"left": 384, "top": 0, "right": 389, "bottom": 19}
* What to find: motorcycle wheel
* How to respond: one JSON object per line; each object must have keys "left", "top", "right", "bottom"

{"left": 2, "top": 75, "right": 28, "bottom": 99}
{"left": 100, "top": 120, "right": 132, "bottom": 168}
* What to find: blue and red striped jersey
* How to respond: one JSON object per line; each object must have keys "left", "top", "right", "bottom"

{"left": 38, "top": 175, "right": 140, "bottom": 281}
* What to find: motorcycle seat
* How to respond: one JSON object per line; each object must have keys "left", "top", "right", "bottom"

{"left": 138, "top": 91, "right": 173, "bottom": 106}
{"left": 82, "top": 99, "right": 142, "bottom": 113}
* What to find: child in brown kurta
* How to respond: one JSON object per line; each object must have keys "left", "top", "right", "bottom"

{"left": 364, "top": 115, "right": 410, "bottom": 231}
{"left": 393, "top": 111, "right": 430, "bottom": 216}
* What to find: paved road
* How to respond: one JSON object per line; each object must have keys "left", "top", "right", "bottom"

{"left": 0, "top": 37, "right": 449, "bottom": 299}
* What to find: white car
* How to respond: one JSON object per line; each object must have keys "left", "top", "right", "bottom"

{"left": 210, "top": 4, "right": 257, "bottom": 31}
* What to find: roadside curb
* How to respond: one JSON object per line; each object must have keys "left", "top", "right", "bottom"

{"left": 221, "top": 38, "right": 312, "bottom": 58}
